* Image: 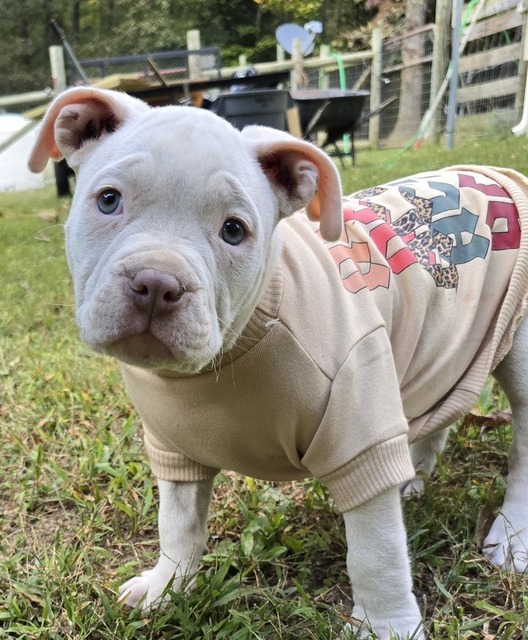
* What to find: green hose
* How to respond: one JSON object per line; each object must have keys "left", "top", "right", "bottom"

{"left": 462, "top": 0, "right": 480, "bottom": 34}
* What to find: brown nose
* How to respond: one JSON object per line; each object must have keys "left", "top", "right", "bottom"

{"left": 128, "top": 269, "right": 186, "bottom": 317}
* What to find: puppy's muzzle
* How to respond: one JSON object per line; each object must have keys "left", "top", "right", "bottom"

{"left": 128, "top": 268, "right": 186, "bottom": 320}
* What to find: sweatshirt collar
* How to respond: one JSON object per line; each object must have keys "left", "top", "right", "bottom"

{"left": 215, "top": 264, "right": 283, "bottom": 367}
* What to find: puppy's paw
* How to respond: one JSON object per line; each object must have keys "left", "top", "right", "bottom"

{"left": 483, "top": 513, "right": 528, "bottom": 573}
{"left": 349, "top": 605, "right": 425, "bottom": 639}
{"left": 343, "top": 621, "right": 425, "bottom": 639}
{"left": 118, "top": 568, "right": 180, "bottom": 609}
{"left": 400, "top": 476, "right": 425, "bottom": 500}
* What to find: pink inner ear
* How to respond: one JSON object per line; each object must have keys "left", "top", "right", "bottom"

{"left": 256, "top": 144, "right": 343, "bottom": 241}
{"left": 55, "top": 101, "right": 118, "bottom": 157}
{"left": 260, "top": 154, "right": 289, "bottom": 189}
{"left": 29, "top": 87, "right": 150, "bottom": 174}
{"left": 260, "top": 152, "right": 317, "bottom": 205}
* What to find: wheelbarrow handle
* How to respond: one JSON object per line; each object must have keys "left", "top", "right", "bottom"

{"left": 357, "top": 95, "right": 398, "bottom": 128}
{"left": 304, "top": 99, "right": 331, "bottom": 138}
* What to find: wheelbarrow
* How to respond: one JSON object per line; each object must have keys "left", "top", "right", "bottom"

{"left": 290, "top": 89, "right": 396, "bottom": 165}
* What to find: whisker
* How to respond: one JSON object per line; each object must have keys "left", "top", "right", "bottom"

{"left": 18, "top": 224, "right": 66, "bottom": 248}
{"left": 216, "top": 317, "right": 263, "bottom": 346}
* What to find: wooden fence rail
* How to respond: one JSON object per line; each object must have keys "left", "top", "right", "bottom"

{"left": 3, "top": 1, "right": 528, "bottom": 150}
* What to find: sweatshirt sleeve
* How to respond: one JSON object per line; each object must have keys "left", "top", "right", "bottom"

{"left": 301, "top": 327, "right": 416, "bottom": 512}
{"left": 143, "top": 427, "right": 220, "bottom": 482}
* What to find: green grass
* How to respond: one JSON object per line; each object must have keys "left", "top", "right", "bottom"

{"left": 340, "top": 133, "right": 528, "bottom": 194}
{"left": 1, "top": 135, "right": 528, "bottom": 639}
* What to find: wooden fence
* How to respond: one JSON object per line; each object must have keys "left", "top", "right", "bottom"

{"left": 3, "top": 1, "right": 528, "bottom": 149}
{"left": 455, "top": 0, "right": 527, "bottom": 138}
{"left": 223, "top": 0, "right": 528, "bottom": 147}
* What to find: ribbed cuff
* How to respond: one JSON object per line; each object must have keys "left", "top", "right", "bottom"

{"left": 320, "top": 434, "right": 415, "bottom": 512}
{"left": 144, "top": 431, "right": 220, "bottom": 481}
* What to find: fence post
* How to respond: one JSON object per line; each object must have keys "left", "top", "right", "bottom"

{"left": 49, "top": 45, "right": 67, "bottom": 94}
{"left": 516, "top": 8, "right": 528, "bottom": 119}
{"left": 369, "top": 28, "right": 382, "bottom": 148}
{"left": 291, "top": 39, "right": 304, "bottom": 90}
{"left": 187, "top": 29, "right": 201, "bottom": 79}
{"left": 430, "top": 0, "right": 451, "bottom": 141}
{"left": 319, "top": 44, "right": 330, "bottom": 89}
{"left": 446, "top": 0, "right": 463, "bottom": 149}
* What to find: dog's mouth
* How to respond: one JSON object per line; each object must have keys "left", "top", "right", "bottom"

{"left": 76, "top": 260, "right": 223, "bottom": 375}
{"left": 98, "top": 333, "right": 203, "bottom": 373}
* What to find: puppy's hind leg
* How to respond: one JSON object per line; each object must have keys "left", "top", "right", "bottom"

{"left": 401, "top": 429, "right": 450, "bottom": 498}
{"left": 483, "top": 314, "right": 528, "bottom": 572}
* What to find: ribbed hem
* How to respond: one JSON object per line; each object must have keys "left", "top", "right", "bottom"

{"left": 144, "top": 431, "right": 219, "bottom": 481}
{"left": 320, "top": 434, "right": 415, "bottom": 513}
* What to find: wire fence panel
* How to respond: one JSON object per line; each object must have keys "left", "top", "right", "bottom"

{"left": 378, "top": 26, "right": 435, "bottom": 147}
{"left": 76, "top": 48, "right": 222, "bottom": 85}
{"left": 454, "top": 2, "right": 525, "bottom": 142}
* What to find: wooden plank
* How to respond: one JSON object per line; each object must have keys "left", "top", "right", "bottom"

{"left": 383, "top": 55, "right": 433, "bottom": 74}
{"left": 90, "top": 74, "right": 145, "bottom": 89}
{"left": 465, "top": 10, "right": 524, "bottom": 42}
{"left": 24, "top": 103, "right": 49, "bottom": 119}
{"left": 457, "top": 75, "right": 518, "bottom": 102}
{"left": 147, "top": 57, "right": 170, "bottom": 88}
{"left": 459, "top": 41, "right": 521, "bottom": 72}
{"left": 471, "top": 0, "right": 519, "bottom": 21}
{"left": 221, "top": 50, "right": 373, "bottom": 78}
{"left": 0, "top": 90, "right": 50, "bottom": 109}
{"left": 384, "top": 23, "right": 435, "bottom": 46}
{"left": 353, "top": 66, "right": 371, "bottom": 90}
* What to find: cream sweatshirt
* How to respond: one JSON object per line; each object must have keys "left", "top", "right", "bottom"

{"left": 121, "top": 166, "right": 528, "bottom": 512}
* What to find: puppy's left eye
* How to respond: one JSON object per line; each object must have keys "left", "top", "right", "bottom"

{"left": 221, "top": 218, "right": 246, "bottom": 245}
{"left": 97, "top": 189, "right": 123, "bottom": 215}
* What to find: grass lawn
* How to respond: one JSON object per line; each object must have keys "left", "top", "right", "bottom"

{"left": 1, "top": 135, "right": 528, "bottom": 639}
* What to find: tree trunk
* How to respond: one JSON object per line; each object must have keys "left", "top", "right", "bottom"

{"left": 385, "top": 0, "right": 426, "bottom": 146}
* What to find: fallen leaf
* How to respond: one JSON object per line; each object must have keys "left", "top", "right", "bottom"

{"left": 37, "top": 210, "right": 59, "bottom": 223}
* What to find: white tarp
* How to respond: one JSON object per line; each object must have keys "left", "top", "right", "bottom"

{"left": 0, "top": 114, "right": 52, "bottom": 192}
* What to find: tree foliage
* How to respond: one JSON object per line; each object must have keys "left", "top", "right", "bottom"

{"left": 1, "top": 0, "right": 385, "bottom": 98}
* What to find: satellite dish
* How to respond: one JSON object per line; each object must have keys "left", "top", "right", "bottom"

{"left": 304, "top": 21, "right": 323, "bottom": 35}
{"left": 276, "top": 23, "right": 317, "bottom": 56}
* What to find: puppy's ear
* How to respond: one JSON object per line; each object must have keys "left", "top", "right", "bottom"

{"left": 28, "top": 87, "right": 149, "bottom": 173}
{"left": 242, "top": 126, "right": 343, "bottom": 241}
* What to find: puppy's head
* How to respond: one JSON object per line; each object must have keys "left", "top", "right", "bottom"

{"left": 29, "top": 87, "right": 343, "bottom": 374}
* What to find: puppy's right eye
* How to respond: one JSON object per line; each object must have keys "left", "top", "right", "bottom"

{"left": 97, "top": 189, "right": 123, "bottom": 215}
{"left": 221, "top": 218, "right": 246, "bottom": 246}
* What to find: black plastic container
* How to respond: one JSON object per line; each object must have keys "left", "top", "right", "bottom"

{"left": 210, "top": 89, "right": 291, "bottom": 131}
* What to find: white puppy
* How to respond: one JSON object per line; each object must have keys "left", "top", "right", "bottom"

{"left": 29, "top": 87, "right": 528, "bottom": 639}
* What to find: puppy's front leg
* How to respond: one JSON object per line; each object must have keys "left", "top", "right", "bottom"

{"left": 119, "top": 477, "right": 214, "bottom": 608}
{"left": 343, "top": 487, "right": 424, "bottom": 639}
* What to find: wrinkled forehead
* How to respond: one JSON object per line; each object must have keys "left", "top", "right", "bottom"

{"left": 76, "top": 104, "right": 267, "bottom": 217}
{"left": 123, "top": 106, "right": 252, "bottom": 177}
